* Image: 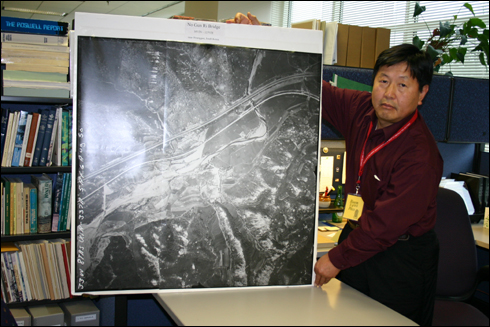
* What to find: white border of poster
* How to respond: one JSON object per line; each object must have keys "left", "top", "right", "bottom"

{"left": 71, "top": 12, "right": 323, "bottom": 296}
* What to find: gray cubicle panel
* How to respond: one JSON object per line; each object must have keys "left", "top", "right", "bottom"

{"left": 448, "top": 77, "right": 489, "bottom": 143}
{"left": 321, "top": 66, "right": 451, "bottom": 142}
{"left": 418, "top": 74, "right": 452, "bottom": 142}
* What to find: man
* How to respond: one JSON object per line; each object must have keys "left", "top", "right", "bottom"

{"left": 232, "top": 13, "right": 442, "bottom": 326}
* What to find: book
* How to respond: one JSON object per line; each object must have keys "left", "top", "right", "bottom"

{"left": 61, "top": 110, "right": 69, "bottom": 166}
{"left": 59, "top": 173, "right": 71, "bottom": 231}
{"left": 2, "top": 48, "right": 70, "bottom": 61}
{"left": 3, "top": 63, "right": 69, "bottom": 74}
{"left": 23, "top": 184, "right": 30, "bottom": 234}
{"left": 31, "top": 174, "right": 53, "bottom": 233}
{"left": 5, "top": 111, "right": 20, "bottom": 167}
{"left": 37, "top": 240, "right": 56, "bottom": 300}
{"left": 1, "top": 17, "right": 69, "bottom": 36}
{"left": 0, "top": 109, "right": 9, "bottom": 162}
{"left": 1, "top": 112, "right": 14, "bottom": 166}
{"left": 1, "top": 252, "right": 14, "bottom": 302}
{"left": 51, "top": 172, "right": 64, "bottom": 232}
{"left": 18, "top": 113, "right": 33, "bottom": 167}
{"left": 39, "top": 108, "right": 56, "bottom": 166}
{"left": 12, "top": 178, "right": 25, "bottom": 235}
{"left": 2, "top": 87, "right": 70, "bottom": 98}
{"left": 1, "top": 177, "right": 11, "bottom": 235}
{"left": 24, "top": 183, "right": 38, "bottom": 234}
{"left": 23, "top": 112, "right": 41, "bottom": 167}
{"left": 1, "top": 32, "right": 69, "bottom": 46}
{"left": 2, "top": 42, "right": 69, "bottom": 53}
{"left": 50, "top": 108, "right": 63, "bottom": 167}
{"left": 3, "top": 70, "right": 68, "bottom": 83}
{"left": 32, "top": 109, "right": 49, "bottom": 166}
{"left": 11, "top": 110, "right": 28, "bottom": 167}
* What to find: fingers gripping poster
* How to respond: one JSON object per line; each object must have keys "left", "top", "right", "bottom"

{"left": 73, "top": 13, "right": 323, "bottom": 295}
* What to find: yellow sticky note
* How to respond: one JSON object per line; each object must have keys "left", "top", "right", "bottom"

{"left": 343, "top": 194, "right": 364, "bottom": 221}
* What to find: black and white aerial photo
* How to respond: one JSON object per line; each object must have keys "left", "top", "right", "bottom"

{"left": 75, "top": 36, "right": 322, "bottom": 293}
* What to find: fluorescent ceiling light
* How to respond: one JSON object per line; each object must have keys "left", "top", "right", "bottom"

{"left": 2, "top": 7, "right": 68, "bottom": 17}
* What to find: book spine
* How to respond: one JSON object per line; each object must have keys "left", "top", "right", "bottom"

{"left": 1, "top": 16, "right": 69, "bottom": 36}
{"left": 19, "top": 114, "right": 33, "bottom": 167}
{"left": 39, "top": 108, "right": 56, "bottom": 166}
{"left": 61, "top": 110, "right": 69, "bottom": 166}
{"left": 32, "top": 176, "right": 52, "bottom": 233}
{"left": 51, "top": 172, "right": 64, "bottom": 232}
{"left": 1, "top": 32, "right": 68, "bottom": 46}
{"left": 29, "top": 187, "right": 38, "bottom": 234}
{"left": 10, "top": 111, "right": 28, "bottom": 167}
{"left": 23, "top": 113, "right": 41, "bottom": 167}
{"left": 0, "top": 109, "right": 9, "bottom": 162}
{"left": 1, "top": 178, "right": 11, "bottom": 235}
{"left": 24, "top": 185, "right": 30, "bottom": 234}
{"left": 32, "top": 110, "right": 48, "bottom": 166}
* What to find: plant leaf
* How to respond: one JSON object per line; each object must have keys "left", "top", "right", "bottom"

{"left": 469, "top": 18, "right": 486, "bottom": 29}
{"left": 442, "top": 53, "right": 453, "bottom": 64}
{"left": 444, "top": 71, "right": 454, "bottom": 77}
{"left": 449, "top": 47, "right": 459, "bottom": 60}
{"left": 440, "top": 21, "right": 453, "bottom": 38}
{"left": 414, "top": 3, "right": 426, "bottom": 17}
{"left": 464, "top": 3, "right": 475, "bottom": 16}
{"left": 460, "top": 35, "right": 468, "bottom": 45}
{"left": 413, "top": 36, "right": 425, "bottom": 49}
{"left": 479, "top": 52, "right": 487, "bottom": 66}
{"left": 457, "top": 47, "right": 467, "bottom": 63}
{"left": 427, "top": 45, "right": 442, "bottom": 62}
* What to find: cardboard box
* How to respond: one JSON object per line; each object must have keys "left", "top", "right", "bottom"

{"left": 60, "top": 300, "right": 100, "bottom": 326}
{"left": 346, "top": 25, "right": 363, "bottom": 68}
{"left": 375, "top": 28, "right": 391, "bottom": 63}
{"left": 10, "top": 307, "right": 32, "bottom": 326}
{"left": 27, "top": 304, "right": 64, "bottom": 326}
{"left": 335, "top": 24, "right": 349, "bottom": 66}
{"left": 360, "top": 27, "right": 377, "bottom": 68}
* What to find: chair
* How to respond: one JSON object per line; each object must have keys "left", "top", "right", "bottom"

{"left": 432, "top": 187, "right": 489, "bottom": 326}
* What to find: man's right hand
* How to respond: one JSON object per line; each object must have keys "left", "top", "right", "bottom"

{"left": 226, "top": 12, "right": 260, "bottom": 25}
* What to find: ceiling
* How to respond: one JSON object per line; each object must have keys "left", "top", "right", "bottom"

{"left": 1, "top": 1, "right": 186, "bottom": 28}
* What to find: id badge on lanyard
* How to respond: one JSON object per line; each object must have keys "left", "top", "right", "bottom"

{"left": 344, "top": 110, "right": 418, "bottom": 221}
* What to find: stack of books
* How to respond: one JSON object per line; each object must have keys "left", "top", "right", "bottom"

{"left": 1, "top": 173, "right": 72, "bottom": 236}
{"left": 1, "top": 16, "right": 70, "bottom": 98}
{"left": 1, "top": 107, "right": 72, "bottom": 167}
{"left": 1, "top": 240, "right": 72, "bottom": 303}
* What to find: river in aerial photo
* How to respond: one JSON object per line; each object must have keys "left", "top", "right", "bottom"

{"left": 74, "top": 36, "right": 322, "bottom": 293}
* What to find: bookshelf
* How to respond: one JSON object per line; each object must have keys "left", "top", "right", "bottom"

{"left": 1, "top": 95, "right": 73, "bottom": 307}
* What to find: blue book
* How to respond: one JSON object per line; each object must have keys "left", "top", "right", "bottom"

{"left": 26, "top": 183, "right": 38, "bottom": 234}
{"left": 1, "top": 16, "right": 68, "bottom": 36}
{"left": 1, "top": 109, "right": 9, "bottom": 162}
{"left": 32, "top": 109, "right": 49, "bottom": 166}
{"left": 39, "top": 108, "right": 56, "bottom": 166}
{"left": 10, "top": 110, "right": 28, "bottom": 167}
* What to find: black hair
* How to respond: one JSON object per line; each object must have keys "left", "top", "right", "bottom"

{"left": 373, "top": 44, "right": 433, "bottom": 92}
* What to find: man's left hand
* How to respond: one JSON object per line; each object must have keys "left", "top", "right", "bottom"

{"left": 314, "top": 253, "right": 341, "bottom": 287}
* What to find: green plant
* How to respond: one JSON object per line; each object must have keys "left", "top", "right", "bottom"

{"left": 412, "top": 2, "right": 489, "bottom": 75}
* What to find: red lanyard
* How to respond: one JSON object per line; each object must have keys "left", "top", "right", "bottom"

{"left": 356, "top": 110, "right": 418, "bottom": 194}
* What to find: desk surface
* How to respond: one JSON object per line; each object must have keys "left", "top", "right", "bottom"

{"left": 154, "top": 279, "right": 417, "bottom": 326}
{"left": 472, "top": 222, "right": 489, "bottom": 249}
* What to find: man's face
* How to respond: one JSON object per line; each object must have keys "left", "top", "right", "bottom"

{"left": 371, "top": 62, "right": 429, "bottom": 129}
